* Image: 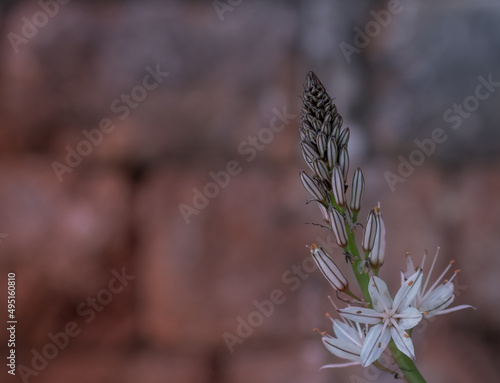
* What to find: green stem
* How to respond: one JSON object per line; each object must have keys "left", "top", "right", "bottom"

{"left": 388, "top": 341, "right": 427, "bottom": 383}
{"left": 345, "top": 228, "right": 370, "bottom": 303}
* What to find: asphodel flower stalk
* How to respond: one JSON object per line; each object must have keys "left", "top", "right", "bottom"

{"left": 297, "top": 71, "right": 473, "bottom": 383}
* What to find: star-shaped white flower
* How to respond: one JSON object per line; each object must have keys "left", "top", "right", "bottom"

{"left": 401, "top": 248, "right": 475, "bottom": 317}
{"left": 338, "top": 270, "right": 423, "bottom": 367}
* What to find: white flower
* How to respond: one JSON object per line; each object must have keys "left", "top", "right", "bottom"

{"left": 401, "top": 248, "right": 475, "bottom": 317}
{"left": 320, "top": 317, "right": 366, "bottom": 369}
{"left": 338, "top": 270, "right": 423, "bottom": 367}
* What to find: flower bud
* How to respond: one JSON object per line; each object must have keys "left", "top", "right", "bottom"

{"left": 316, "top": 132, "right": 327, "bottom": 158}
{"left": 301, "top": 150, "right": 315, "bottom": 172}
{"left": 362, "top": 210, "right": 377, "bottom": 252}
{"left": 301, "top": 141, "right": 319, "bottom": 161}
{"left": 312, "top": 158, "right": 330, "bottom": 182}
{"left": 309, "top": 244, "right": 348, "bottom": 291}
{"left": 321, "top": 121, "right": 332, "bottom": 136}
{"left": 311, "top": 118, "right": 321, "bottom": 131}
{"left": 327, "top": 137, "right": 338, "bottom": 168}
{"left": 300, "top": 171, "right": 326, "bottom": 202}
{"left": 331, "top": 165, "right": 346, "bottom": 207}
{"left": 338, "top": 127, "right": 350, "bottom": 148}
{"left": 339, "top": 146, "right": 349, "bottom": 180}
{"left": 328, "top": 207, "right": 349, "bottom": 247}
{"left": 317, "top": 202, "right": 329, "bottom": 223}
{"left": 349, "top": 168, "right": 364, "bottom": 213}
{"left": 369, "top": 208, "right": 386, "bottom": 268}
{"left": 331, "top": 124, "right": 340, "bottom": 140}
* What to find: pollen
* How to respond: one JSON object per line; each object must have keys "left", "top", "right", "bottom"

{"left": 423, "top": 311, "right": 429, "bottom": 315}
{"left": 404, "top": 333, "right": 410, "bottom": 338}
{"left": 408, "top": 280, "right": 414, "bottom": 286}
{"left": 325, "top": 313, "right": 331, "bottom": 318}
{"left": 450, "top": 260, "right": 456, "bottom": 264}
{"left": 378, "top": 342, "right": 381, "bottom": 348}
{"left": 455, "top": 269, "right": 461, "bottom": 274}
{"left": 356, "top": 310, "right": 362, "bottom": 314}
{"left": 311, "top": 244, "right": 318, "bottom": 250}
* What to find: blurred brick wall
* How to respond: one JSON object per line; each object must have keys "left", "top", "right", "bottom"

{"left": 0, "top": 1, "right": 498, "bottom": 383}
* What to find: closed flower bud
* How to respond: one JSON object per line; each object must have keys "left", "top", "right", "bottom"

{"left": 331, "top": 124, "right": 340, "bottom": 140}
{"left": 299, "top": 129, "right": 306, "bottom": 141}
{"left": 300, "top": 171, "right": 326, "bottom": 202}
{"left": 339, "top": 127, "right": 350, "bottom": 148}
{"left": 316, "top": 132, "right": 328, "bottom": 158}
{"left": 309, "top": 244, "right": 348, "bottom": 291}
{"left": 301, "top": 141, "right": 320, "bottom": 161}
{"left": 369, "top": 207, "right": 386, "bottom": 268}
{"left": 317, "top": 202, "right": 330, "bottom": 223}
{"left": 311, "top": 119, "right": 321, "bottom": 131}
{"left": 349, "top": 168, "right": 364, "bottom": 213}
{"left": 328, "top": 207, "right": 349, "bottom": 248}
{"left": 301, "top": 150, "right": 315, "bottom": 172}
{"left": 339, "top": 146, "right": 349, "bottom": 180}
{"left": 312, "top": 158, "right": 330, "bottom": 182}
{"left": 331, "top": 165, "right": 346, "bottom": 207}
{"left": 362, "top": 210, "right": 377, "bottom": 252}
{"left": 327, "top": 137, "right": 338, "bottom": 168}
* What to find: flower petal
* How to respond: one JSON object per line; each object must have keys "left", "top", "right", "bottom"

{"left": 390, "top": 326, "right": 415, "bottom": 360}
{"left": 420, "top": 283, "right": 454, "bottom": 316}
{"left": 395, "top": 307, "right": 422, "bottom": 330}
{"left": 320, "top": 361, "right": 361, "bottom": 369}
{"left": 368, "top": 276, "right": 392, "bottom": 312}
{"left": 434, "top": 304, "right": 476, "bottom": 316}
{"left": 333, "top": 320, "right": 363, "bottom": 348}
{"left": 393, "top": 269, "right": 423, "bottom": 311}
{"left": 322, "top": 335, "right": 361, "bottom": 361}
{"left": 360, "top": 324, "right": 391, "bottom": 367}
{"left": 338, "top": 307, "right": 383, "bottom": 325}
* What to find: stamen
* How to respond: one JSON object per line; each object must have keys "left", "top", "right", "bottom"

{"left": 422, "top": 248, "right": 454, "bottom": 302}
{"left": 325, "top": 312, "right": 335, "bottom": 324}
{"left": 313, "top": 328, "right": 327, "bottom": 336}
{"left": 446, "top": 269, "right": 461, "bottom": 284}
{"left": 422, "top": 248, "right": 439, "bottom": 296}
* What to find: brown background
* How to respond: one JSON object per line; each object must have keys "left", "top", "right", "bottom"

{"left": 0, "top": 1, "right": 498, "bottom": 382}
